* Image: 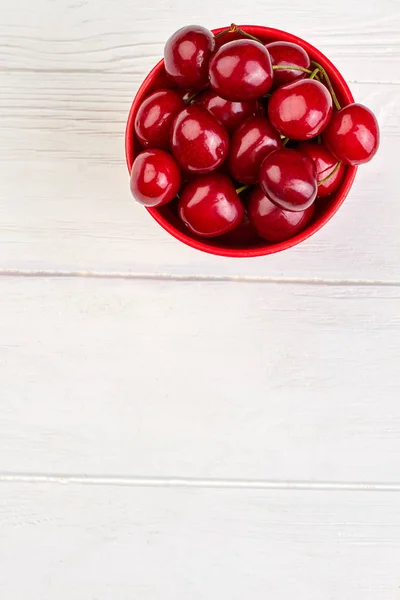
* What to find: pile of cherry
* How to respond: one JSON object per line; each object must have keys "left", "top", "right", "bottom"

{"left": 129, "top": 24, "right": 380, "bottom": 245}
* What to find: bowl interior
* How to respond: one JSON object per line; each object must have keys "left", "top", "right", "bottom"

{"left": 125, "top": 25, "right": 357, "bottom": 257}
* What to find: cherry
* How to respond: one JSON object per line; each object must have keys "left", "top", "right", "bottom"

{"left": 134, "top": 89, "right": 185, "bottom": 149}
{"left": 248, "top": 186, "right": 314, "bottom": 242}
{"left": 164, "top": 25, "right": 215, "bottom": 91}
{"left": 209, "top": 40, "right": 273, "bottom": 101}
{"left": 130, "top": 149, "right": 181, "bottom": 207}
{"left": 228, "top": 116, "right": 282, "bottom": 184}
{"left": 196, "top": 89, "right": 263, "bottom": 133}
{"left": 178, "top": 174, "right": 244, "bottom": 237}
{"left": 260, "top": 148, "right": 317, "bottom": 211}
{"left": 268, "top": 79, "right": 333, "bottom": 140}
{"left": 170, "top": 105, "right": 229, "bottom": 174}
{"left": 266, "top": 41, "right": 311, "bottom": 89}
{"left": 298, "top": 142, "right": 346, "bottom": 197}
{"left": 218, "top": 210, "right": 260, "bottom": 246}
{"left": 322, "top": 103, "right": 380, "bottom": 165}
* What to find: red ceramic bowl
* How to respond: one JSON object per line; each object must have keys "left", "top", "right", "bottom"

{"left": 125, "top": 25, "right": 357, "bottom": 257}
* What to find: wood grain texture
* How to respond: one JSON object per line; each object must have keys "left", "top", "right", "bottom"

{"left": 1, "top": 483, "right": 400, "bottom": 599}
{"left": 0, "top": 0, "right": 399, "bottom": 279}
{"left": 1, "top": 1, "right": 400, "bottom": 596}
{"left": 1, "top": 0, "right": 399, "bottom": 81}
{"left": 1, "top": 276, "right": 399, "bottom": 481}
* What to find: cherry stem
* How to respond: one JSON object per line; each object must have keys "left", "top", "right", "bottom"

{"left": 311, "top": 60, "right": 341, "bottom": 110}
{"left": 309, "top": 67, "right": 320, "bottom": 80}
{"left": 184, "top": 91, "right": 201, "bottom": 104}
{"left": 214, "top": 23, "right": 238, "bottom": 39}
{"left": 318, "top": 161, "right": 342, "bottom": 186}
{"left": 214, "top": 24, "right": 264, "bottom": 44}
{"left": 282, "top": 137, "right": 290, "bottom": 146}
{"left": 236, "top": 184, "right": 250, "bottom": 195}
{"left": 272, "top": 64, "right": 313, "bottom": 74}
{"left": 236, "top": 27, "right": 263, "bottom": 43}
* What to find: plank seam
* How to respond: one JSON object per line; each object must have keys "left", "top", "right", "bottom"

{"left": 1, "top": 473, "right": 400, "bottom": 491}
{"left": 1, "top": 269, "right": 400, "bottom": 287}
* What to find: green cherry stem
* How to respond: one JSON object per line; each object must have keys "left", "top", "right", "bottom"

{"left": 311, "top": 60, "right": 341, "bottom": 110}
{"left": 236, "top": 27, "right": 263, "bottom": 43}
{"left": 214, "top": 24, "right": 263, "bottom": 44}
{"left": 309, "top": 67, "right": 320, "bottom": 80}
{"left": 214, "top": 23, "right": 238, "bottom": 39}
{"left": 318, "top": 161, "right": 342, "bottom": 186}
{"left": 282, "top": 137, "right": 290, "bottom": 146}
{"left": 184, "top": 91, "right": 201, "bottom": 104}
{"left": 272, "top": 64, "right": 313, "bottom": 74}
{"left": 236, "top": 184, "right": 250, "bottom": 195}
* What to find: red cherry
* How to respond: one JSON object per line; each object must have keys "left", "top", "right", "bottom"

{"left": 268, "top": 79, "right": 333, "bottom": 140}
{"left": 248, "top": 186, "right": 314, "bottom": 242}
{"left": 170, "top": 105, "right": 229, "bottom": 174}
{"left": 178, "top": 174, "right": 244, "bottom": 237}
{"left": 298, "top": 142, "right": 346, "bottom": 197}
{"left": 134, "top": 89, "right": 185, "bottom": 149}
{"left": 228, "top": 116, "right": 282, "bottom": 184}
{"left": 322, "top": 103, "right": 380, "bottom": 165}
{"left": 196, "top": 89, "right": 263, "bottom": 133}
{"left": 266, "top": 41, "right": 311, "bottom": 89}
{"left": 164, "top": 25, "right": 215, "bottom": 91}
{"left": 209, "top": 40, "right": 273, "bottom": 101}
{"left": 218, "top": 210, "right": 261, "bottom": 246}
{"left": 260, "top": 148, "right": 317, "bottom": 211}
{"left": 130, "top": 149, "right": 181, "bottom": 207}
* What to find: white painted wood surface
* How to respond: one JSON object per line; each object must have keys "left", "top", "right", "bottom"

{"left": 1, "top": 276, "right": 400, "bottom": 481}
{"left": 1, "top": 483, "right": 400, "bottom": 599}
{"left": 1, "top": 0, "right": 400, "bottom": 597}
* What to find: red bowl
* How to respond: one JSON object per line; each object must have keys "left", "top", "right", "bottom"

{"left": 125, "top": 25, "right": 357, "bottom": 257}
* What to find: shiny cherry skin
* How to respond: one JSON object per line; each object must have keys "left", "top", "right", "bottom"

{"left": 170, "top": 105, "right": 229, "bottom": 174}
{"left": 164, "top": 25, "right": 215, "bottom": 91}
{"left": 196, "top": 89, "right": 263, "bottom": 133}
{"left": 266, "top": 41, "right": 311, "bottom": 89}
{"left": 218, "top": 210, "right": 261, "bottom": 246}
{"left": 130, "top": 149, "right": 181, "bottom": 207}
{"left": 260, "top": 148, "right": 317, "bottom": 211}
{"left": 178, "top": 174, "right": 244, "bottom": 237}
{"left": 228, "top": 116, "right": 282, "bottom": 184}
{"left": 322, "top": 103, "right": 380, "bottom": 165}
{"left": 268, "top": 79, "right": 333, "bottom": 140}
{"left": 248, "top": 186, "right": 314, "bottom": 242}
{"left": 298, "top": 142, "right": 346, "bottom": 197}
{"left": 134, "top": 89, "right": 185, "bottom": 149}
{"left": 209, "top": 40, "right": 273, "bottom": 101}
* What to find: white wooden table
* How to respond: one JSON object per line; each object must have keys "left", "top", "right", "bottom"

{"left": 1, "top": 0, "right": 399, "bottom": 597}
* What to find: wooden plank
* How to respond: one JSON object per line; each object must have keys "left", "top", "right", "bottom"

{"left": 1, "top": 276, "right": 399, "bottom": 480}
{"left": 1, "top": 0, "right": 398, "bottom": 81}
{"left": 0, "top": 71, "right": 398, "bottom": 280}
{"left": 0, "top": 482, "right": 399, "bottom": 599}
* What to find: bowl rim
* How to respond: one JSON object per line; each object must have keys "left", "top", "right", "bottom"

{"left": 125, "top": 25, "right": 357, "bottom": 258}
